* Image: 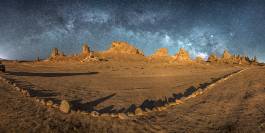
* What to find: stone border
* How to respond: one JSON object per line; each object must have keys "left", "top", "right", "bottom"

{"left": 0, "top": 68, "right": 247, "bottom": 120}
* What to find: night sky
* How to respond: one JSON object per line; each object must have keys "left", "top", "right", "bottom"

{"left": 0, "top": 0, "right": 265, "bottom": 61}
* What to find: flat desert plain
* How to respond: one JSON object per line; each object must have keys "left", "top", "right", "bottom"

{"left": 0, "top": 60, "right": 265, "bottom": 133}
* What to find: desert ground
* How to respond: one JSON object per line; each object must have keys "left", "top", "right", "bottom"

{"left": 0, "top": 60, "right": 265, "bottom": 133}
{"left": 0, "top": 43, "right": 264, "bottom": 133}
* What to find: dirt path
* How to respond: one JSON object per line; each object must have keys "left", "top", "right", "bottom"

{"left": 138, "top": 67, "right": 265, "bottom": 133}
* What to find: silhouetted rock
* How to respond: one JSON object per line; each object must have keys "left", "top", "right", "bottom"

{"left": 106, "top": 41, "right": 144, "bottom": 55}
{"left": 253, "top": 56, "right": 257, "bottom": 63}
{"left": 239, "top": 56, "right": 250, "bottom": 65}
{"left": 250, "top": 56, "right": 258, "bottom": 65}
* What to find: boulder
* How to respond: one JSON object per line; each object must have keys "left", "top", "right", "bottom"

{"left": 135, "top": 108, "right": 144, "bottom": 116}
{"left": 118, "top": 113, "right": 129, "bottom": 120}
{"left": 106, "top": 41, "right": 144, "bottom": 56}
{"left": 59, "top": 100, "right": 71, "bottom": 113}
{"left": 91, "top": 111, "right": 100, "bottom": 117}
{"left": 46, "top": 100, "right": 54, "bottom": 107}
{"left": 175, "top": 100, "right": 183, "bottom": 105}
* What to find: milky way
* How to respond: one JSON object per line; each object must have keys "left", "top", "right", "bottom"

{"left": 0, "top": 0, "right": 265, "bottom": 61}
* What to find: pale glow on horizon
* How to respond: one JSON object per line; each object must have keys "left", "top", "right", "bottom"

{"left": 197, "top": 52, "right": 208, "bottom": 59}
{"left": 0, "top": 53, "right": 8, "bottom": 59}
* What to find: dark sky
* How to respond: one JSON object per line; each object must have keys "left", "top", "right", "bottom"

{"left": 0, "top": 0, "right": 265, "bottom": 61}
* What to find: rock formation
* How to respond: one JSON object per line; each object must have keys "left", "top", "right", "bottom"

{"left": 221, "top": 50, "right": 233, "bottom": 64}
{"left": 50, "top": 48, "right": 59, "bottom": 58}
{"left": 239, "top": 56, "right": 251, "bottom": 65}
{"left": 82, "top": 44, "right": 90, "bottom": 56}
{"left": 49, "top": 48, "right": 65, "bottom": 59}
{"left": 195, "top": 56, "right": 205, "bottom": 63}
{"left": 59, "top": 51, "right": 65, "bottom": 57}
{"left": 106, "top": 41, "right": 144, "bottom": 56}
{"left": 250, "top": 56, "right": 258, "bottom": 65}
{"left": 174, "top": 48, "right": 190, "bottom": 61}
{"left": 207, "top": 53, "right": 218, "bottom": 62}
{"left": 253, "top": 56, "right": 257, "bottom": 63}
{"left": 206, "top": 50, "right": 257, "bottom": 65}
{"left": 222, "top": 50, "right": 232, "bottom": 60}
{"left": 48, "top": 48, "right": 66, "bottom": 61}
{"left": 151, "top": 48, "right": 169, "bottom": 57}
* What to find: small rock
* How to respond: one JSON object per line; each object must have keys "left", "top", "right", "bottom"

{"left": 25, "top": 92, "right": 31, "bottom": 97}
{"left": 152, "top": 107, "right": 159, "bottom": 111}
{"left": 135, "top": 108, "right": 144, "bottom": 116}
{"left": 59, "top": 100, "right": 71, "bottom": 113}
{"left": 52, "top": 104, "right": 59, "bottom": 108}
{"left": 157, "top": 107, "right": 163, "bottom": 111}
{"left": 110, "top": 113, "right": 118, "bottom": 118}
{"left": 40, "top": 99, "right": 46, "bottom": 105}
{"left": 21, "top": 90, "right": 30, "bottom": 97}
{"left": 46, "top": 100, "right": 53, "bottom": 107}
{"left": 175, "top": 100, "right": 183, "bottom": 105}
{"left": 145, "top": 108, "right": 152, "bottom": 112}
{"left": 169, "top": 102, "right": 176, "bottom": 106}
{"left": 81, "top": 111, "right": 89, "bottom": 115}
{"left": 160, "top": 106, "right": 167, "bottom": 110}
{"left": 127, "top": 112, "right": 135, "bottom": 117}
{"left": 70, "top": 110, "right": 77, "bottom": 113}
{"left": 15, "top": 87, "right": 20, "bottom": 91}
{"left": 118, "top": 113, "right": 129, "bottom": 120}
{"left": 164, "top": 103, "right": 170, "bottom": 108}
{"left": 36, "top": 98, "right": 40, "bottom": 102}
{"left": 91, "top": 111, "right": 100, "bottom": 117}
{"left": 100, "top": 113, "right": 111, "bottom": 117}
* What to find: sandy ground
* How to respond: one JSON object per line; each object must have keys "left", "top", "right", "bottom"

{"left": 2, "top": 61, "right": 241, "bottom": 111}
{"left": 0, "top": 61, "right": 265, "bottom": 132}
